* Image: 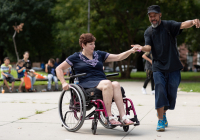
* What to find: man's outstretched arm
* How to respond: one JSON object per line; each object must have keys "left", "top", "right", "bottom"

{"left": 180, "top": 19, "right": 200, "bottom": 29}
{"left": 131, "top": 45, "right": 151, "bottom": 52}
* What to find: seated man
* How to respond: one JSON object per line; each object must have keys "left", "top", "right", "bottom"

{"left": 45, "top": 58, "right": 58, "bottom": 91}
{"left": 56, "top": 33, "right": 135, "bottom": 125}
{"left": 1, "top": 57, "right": 15, "bottom": 92}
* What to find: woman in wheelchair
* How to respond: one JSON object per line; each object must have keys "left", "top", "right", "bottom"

{"left": 56, "top": 33, "right": 135, "bottom": 126}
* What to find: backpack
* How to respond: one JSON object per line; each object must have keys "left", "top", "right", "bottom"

{"left": 24, "top": 72, "right": 31, "bottom": 89}
{"left": 147, "top": 20, "right": 179, "bottom": 56}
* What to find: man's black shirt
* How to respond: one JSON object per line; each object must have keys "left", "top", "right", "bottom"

{"left": 144, "top": 20, "right": 183, "bottom": 72}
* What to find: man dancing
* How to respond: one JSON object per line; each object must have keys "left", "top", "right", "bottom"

{"left": 132, "top": 5, "right": 199, "bottom": 131}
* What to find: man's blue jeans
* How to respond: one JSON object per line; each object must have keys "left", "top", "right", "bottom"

{"left": 47, "top": 74, "right": 58, "bottom": 90}
{"left": 153, "top": 70, "right": 181, "bottom": 110}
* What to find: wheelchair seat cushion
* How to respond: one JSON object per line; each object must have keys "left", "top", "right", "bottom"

{"left": 85, "top": 87, "right": 126, "bottom": 100}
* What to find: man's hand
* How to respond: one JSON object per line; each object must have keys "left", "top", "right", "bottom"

{"left": 62, "top": 82, "right": 70, "bottom": 91}
{"left": 5, "top": 74, "right": 8, "bottom": 78}
{"left": 45, "top": 64, "right": 48, "bottom": 67}
{"left": 131, "top": 44, "right": 143, "bottom": 52}
{"left": 192, "top": 19, "right": 200, "bottom": 28}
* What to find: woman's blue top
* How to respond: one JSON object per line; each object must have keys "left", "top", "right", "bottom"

{"left": 66, "top": 50, "right": 110, "bottom": 88}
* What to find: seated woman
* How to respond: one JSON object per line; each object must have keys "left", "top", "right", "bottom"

{"left": 56, "top": 33, "right": 135, "bottom": 125}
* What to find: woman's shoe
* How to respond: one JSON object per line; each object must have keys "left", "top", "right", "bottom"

{"left": 109, "top": 116, "right": 121, "bottom": 125}
{"left": 120, "top": 115, "right": 134, "bottom": 125}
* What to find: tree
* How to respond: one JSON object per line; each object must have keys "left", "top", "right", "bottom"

{"left": 52, "top": 0, "right": 200, "bottom": 78}
{"left": 52, "top": 0, "right": 88, "bottom": 60}
{"left": 0, "top": 0, "right": 56, "bottom": 62}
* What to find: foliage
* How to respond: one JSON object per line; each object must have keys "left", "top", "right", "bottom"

{"left": 52, "top": 0, "right": 88, "bottom": 60}
{"left": 0, "top": 0, "right": 56, "bottom": 62}
{"left": 1, "top": 0, "right": 200, "bottom": 78}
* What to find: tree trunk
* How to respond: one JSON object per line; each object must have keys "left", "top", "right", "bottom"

{"left": 13, "top": 31, "right": 19, "bottom": 61}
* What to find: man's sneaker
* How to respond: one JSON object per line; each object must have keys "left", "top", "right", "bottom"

{"left": 163, "top": 113, "right": 168, "bottom": 127}
{"left": 156, "top": 120, "right": 165, "bottom": 131}
{"left": 151, "top": 90, "right": 155, "bottom": 95}
{"left": 141, "top": 87, "right": 147, "bottom": 95}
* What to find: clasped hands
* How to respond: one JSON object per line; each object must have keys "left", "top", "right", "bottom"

{"left": 131, "top": 44, "right": 143, "bottom": 52}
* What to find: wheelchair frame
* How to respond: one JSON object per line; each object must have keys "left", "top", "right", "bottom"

{"left": 58, "top": 67, "right": 140, "bottom": 134}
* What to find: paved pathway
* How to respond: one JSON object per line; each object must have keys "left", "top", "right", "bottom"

{"left": 0, "top": 82, "right": 200, "bottom": 140}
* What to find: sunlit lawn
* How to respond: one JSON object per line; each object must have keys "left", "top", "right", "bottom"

{"left": 179, "top": 83, "right": 200, "bottom": 93}
{"left": 1, "top": 70, "right": 200, "bottom": 92}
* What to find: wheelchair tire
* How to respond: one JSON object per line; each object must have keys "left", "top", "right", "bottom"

{"left": 58, "top": 84, "right": 86, "bottom": 132}
{"left": 123, "top": 125, "right": 129, "bottom": 132}
{"left": 91, "top": 120, "right": 97, "bottom": 135}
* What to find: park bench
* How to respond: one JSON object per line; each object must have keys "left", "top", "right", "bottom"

{"left": 0, "top": 77, "right": 70, "bottom": 93}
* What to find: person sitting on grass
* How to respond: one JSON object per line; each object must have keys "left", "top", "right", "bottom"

{"left": 16, "top": 60, "right": 26, "bottom": 92}
{"left": 45, "top": 58, "right": 58, "bottom": 91}
{"left": 1, "top": 57, "right": 15, "bottom": 93}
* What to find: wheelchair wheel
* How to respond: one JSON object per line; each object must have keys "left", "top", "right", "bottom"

{"left": 58, "top": 84, "right": 86, "bottom": 132}
{"left": 91, "top": 120, "right": 97, "bottom": 135}
{"left": 99, "top": 102, "right": 125, "bottom": 129}
{"left": 123, "top": 125, "right": 129, "bottom": 132}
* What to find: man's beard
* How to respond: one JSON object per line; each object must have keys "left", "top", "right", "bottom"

{"left": 151, "top": 18, "right": 161, "bottom": 28}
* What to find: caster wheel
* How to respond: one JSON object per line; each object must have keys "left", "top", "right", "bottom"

{"left": 123, "top": 125, "right": 129, "bottom": 132}
{"left": 91, "top": 121, "right": 97, "bottom": 135}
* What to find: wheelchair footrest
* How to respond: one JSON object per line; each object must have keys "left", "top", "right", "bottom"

{"left": 130, "top": 115, "right": 140, "bottom": 126}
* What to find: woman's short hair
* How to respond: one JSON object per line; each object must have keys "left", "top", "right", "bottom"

{"left": 79, "top": 33, "right": 96, "bottom": 49}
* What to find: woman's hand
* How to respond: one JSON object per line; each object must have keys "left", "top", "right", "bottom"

{"left": 131, "top": 44, "right": 143, "bottom": 52}
{"left": 131, "top": 47, "right": 136, "bottom": 53}
{"left": 62, "top": 82, "right": 70, "bottom": 90}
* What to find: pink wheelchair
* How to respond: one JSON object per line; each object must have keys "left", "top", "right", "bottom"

{"left": 58, "top": 67, "right": 140, "bottom": 135}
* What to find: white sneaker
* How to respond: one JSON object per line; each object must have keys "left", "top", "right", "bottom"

{"left": 151, "top": 90, "right": 155, "bottom": 95}
{"left": 141, "top": 87, "right": 147, "bottom": 95}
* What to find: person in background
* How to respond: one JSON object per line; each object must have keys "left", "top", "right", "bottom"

{"left": 141, "top": 52, "right": 155, "bottom": 95}
{"left": 1, "top": 57, "right": 15, "bottom": 92}
{"left": 40, "top": 61, "right": 45, "bottom": 71}
{"left": 54, "top": 58, "right": 61, "bottom": 67}
{"left": 45, "top": 58, "right": 58, "bottom": 91}
{"left": 22, "top": 51, "right": 36, "bottom": 92}
{"left": 16, "top": 60, "right": 26, "bottom": 92}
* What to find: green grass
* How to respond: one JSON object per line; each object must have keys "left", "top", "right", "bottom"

{"left": 1, "top": 70, "right": 200, "bottom": 93}
{"left": 19, "top": 117, "right": 28, "bottom": 120}
{"left": 0, "top": 70, "right": 68, "bottom": 86}
{"left": 35, "top": 110, "right": 45, "bottom": 114}
{"left": 19, "top": 101, "right": 26, "bottom": 103}
{"left": 179, "top": 82, "right": 200, "bottom": 92}
{"left": 107, "top": 72, "right": 200, "bottom": 82}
